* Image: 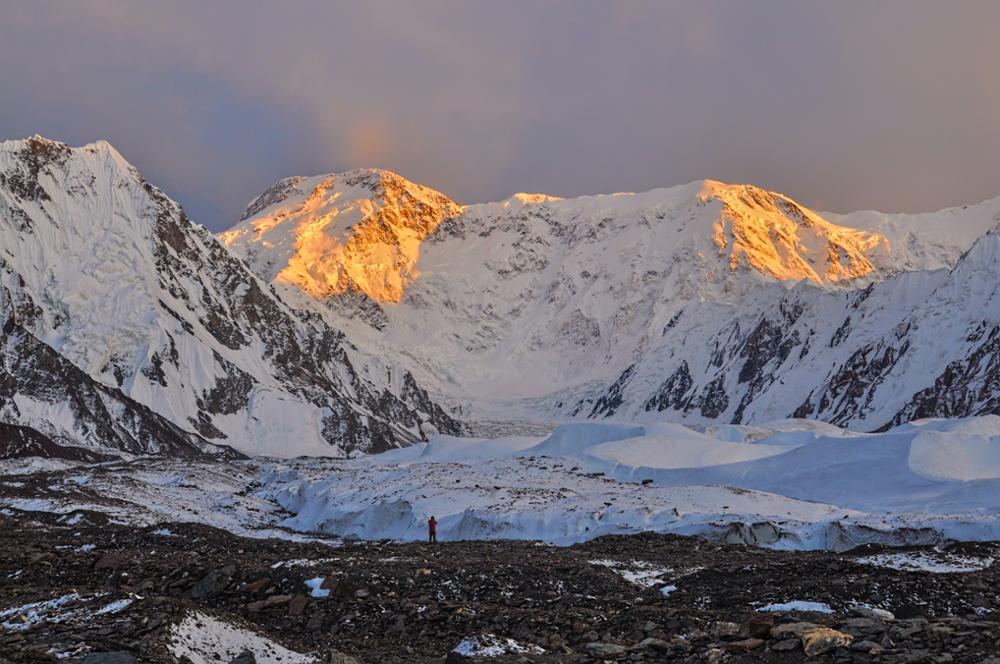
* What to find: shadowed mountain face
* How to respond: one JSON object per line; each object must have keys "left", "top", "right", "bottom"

{"left": 0, "top": 137, "right": 457, "bottom": 458}
{"left": 0, "top": 422, "right": 117, "bottom": 462}
{"left": 0, "top": 315, "right": 238, "bottom": 460}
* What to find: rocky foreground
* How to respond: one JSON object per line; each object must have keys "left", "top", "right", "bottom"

{"left": 0, "top": 510, "right": 998, "bottom": 664}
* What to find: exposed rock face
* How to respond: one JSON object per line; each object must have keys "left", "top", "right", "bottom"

{"left": 0, "top": 317, "right": 233, "bottom": 459}
{"left": 0, "top": 423, "right": 117, "bottom": 462}
{"left": 0, "top": 137, "right": 457, "bottom": 457}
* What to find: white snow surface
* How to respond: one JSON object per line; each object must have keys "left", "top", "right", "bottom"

{"left": 0, "top": 457, "right": 343, "bottom": 545}
{"left": 223, "top": 174, "right": 898, "bottom": 412}
{"left": 258, "top": 417, "right": 1000, "bottom": 550}
{"left": 8, "top": 137, "right": 1000, "bottom": 458}
{"left": 452, "top": 634, "right": 544, "bottom": 657}
{"left": 0, "top": 137, "right": 439, "bottom": 457}
{"left": 223, "top": 167, "right": 1000, "bottom": 432}
{"left": 167, "top": 611, "right": 316, "bottom": 664}
{"left": 758, "top": 601, "right": 834, "bottom": 614}
{"left": 5, "top": 417, "right": 1000, "bottom": 550}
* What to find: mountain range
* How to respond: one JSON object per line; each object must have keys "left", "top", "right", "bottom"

{"left": 3, "top": 135, "right": 1000, "bottom": 458}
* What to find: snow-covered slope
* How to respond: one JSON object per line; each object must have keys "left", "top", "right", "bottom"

{"left": 0, "top": 137, "right": 457, "bottom": 457}
{"left": 829, "top": 197, "right": 1000, "bottom": 273}
{"left": 258, "top": 416, "right": 1000, "bottom": 549}
{"left": 226, "top": 169, "right": 1000, "bottom": 430}
{"left": 221, "top": 170, "right": 462, "bottom": 306}
{"left": 6, "top": 134, "right": 1000, "bottom": 457}
{"left": 5, "top": 416, "right": 1000, "bottom": 550}
{"left": 0, "top": 316, "right": 235, "bottom": 460}
{"left": 224, "top": 175, "right": 899, "bottom": 403}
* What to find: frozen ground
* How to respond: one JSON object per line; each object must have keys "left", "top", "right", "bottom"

{"left": 3, "top": 417, "right": 1000, "bottom": 552}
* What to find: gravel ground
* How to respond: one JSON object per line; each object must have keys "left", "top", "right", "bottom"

{"left": 1, "top": 509, "right": 999, "bottom": 663}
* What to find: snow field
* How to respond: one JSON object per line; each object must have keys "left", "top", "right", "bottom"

{"left": 262, "top": 417, "right": 1000, "bottom": 549}
{"left": 5, "top": 417, "right": 1000, "bottom": 553}
{"left": 167, "top": 611, "right": 316, "bottom": 664}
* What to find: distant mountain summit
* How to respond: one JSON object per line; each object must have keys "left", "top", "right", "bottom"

{"left": 226, "top": 165, "right": 1000, "bottom": 431}
{"left": 224, "top": 173, "right": 898, "bottom": 305}
{"left": 0, "top": 137, "right": 457, "bottom": 458}
{"left": 221, "top": 168, "right": 462, "bottom": 304}
{"left": 4, "top": 135, "right": 1000, "bottom": 458}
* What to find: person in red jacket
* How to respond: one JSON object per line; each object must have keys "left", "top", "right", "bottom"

{"left": 428, "top": 515, "right": 437, "bottom": 543}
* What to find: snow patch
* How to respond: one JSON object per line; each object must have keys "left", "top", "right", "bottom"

{"left": 0, "top": 594, "right": 83, "bottom": 631}
{"left": 856, "top": 551, "right": 995, "bottom": 573}
{"left": 757, "top": 601, "right": 834, "bottom": 614}
{"left": 452, "top": 634, "right": 545, "bottom": 657}
{"left": 167, "top": 611, "right": 316, "bottom": 664}
{"left": 590, "top": 559, "right": 673, "bottom": 588}
{"left": 304, "top": 578, "right": 330, "bottom": 598}
{"left": 95, "top": 598, "right": 133, "bottom": 615}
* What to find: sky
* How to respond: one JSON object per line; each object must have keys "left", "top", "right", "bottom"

{"left": 2, "top": 1, "right": 1000, "bottom": 231}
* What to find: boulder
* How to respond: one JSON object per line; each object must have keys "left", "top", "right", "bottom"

{"left": 770, "top": 638, "right": 800, "bottom": 652}
{"left": 81, "top": 653, "right": 135, "bottom": 664}
{"left": 584, "top": 642, "right": 629, "bottom": 659}
{"left": 770, "top": 621, "right": 819, "bottom": 639}
{"left": 850, "top": 640, "right": 883, "bottom": 655}
{"left": 744, "top": 614, "right": 774, "bottom": 639}
{"left": 710, "top": 621, "right": 740, "bottom": 639}
{"left": 722, "top": 638, "right": 764, "bottom": 652}
{"left": 288, "top": 595, "right": 310, "bottom": 616}
{"left": 242, "top": 577, "right": 270, "bottom": 594}
{"left": 326, "top": 652, "right": 362, "bottom": 664}
{"left": 801, "top": 627, "right": 853, "bottom": 657}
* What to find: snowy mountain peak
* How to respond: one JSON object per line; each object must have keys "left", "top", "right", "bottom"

{"left": 695, "top": 179, "right": 889, "bottom": 284}
{"left": 225, "top": 173, "right": 896, "bottom": 320}
{"left": 223, "top": 168, "right": 462, "bottom": 304}
{"left": 2, "top": 135, "right": 128, "bottom": 166}
{"left": 0, "top": 137, "right": 457, "bottom": 457}
{"left": 219, "top": 172, "right": 926, "bottom": 422}
{"left": 0, "top": 135, "right": 143, "bottom": 212}
{"left": 500, "top": 192, "right": 565, "bottom": 207}
{"left": 12, "top": 134, "right": 1000, "bottom": 460}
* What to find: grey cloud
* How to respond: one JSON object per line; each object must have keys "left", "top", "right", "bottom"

{"left": 2, "top": 1, "right": 999, "bottom": 229}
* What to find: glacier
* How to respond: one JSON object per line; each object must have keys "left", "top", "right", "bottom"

{"left": 259, "top": 416, "right": 1000, "bottom": 550}
{"left": 4, "top": 416, "right": 1000, "bottom": 552}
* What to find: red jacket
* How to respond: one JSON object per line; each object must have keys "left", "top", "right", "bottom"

{"left": 428, "top": 517, "right": 437, "bottom": 532}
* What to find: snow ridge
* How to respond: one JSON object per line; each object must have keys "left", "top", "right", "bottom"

{"left": 0, "top": 137, "right": 457, "bottom": 457}
{"left": 226, "top": 167, "right": 1000, "bottom": 431}
{"left": 6, "top": 134, "right": 1000, "bottom": 457}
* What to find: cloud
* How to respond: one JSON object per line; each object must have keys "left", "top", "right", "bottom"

{"left": 2, "top": 1, "right": 1000, "bottom": 228}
